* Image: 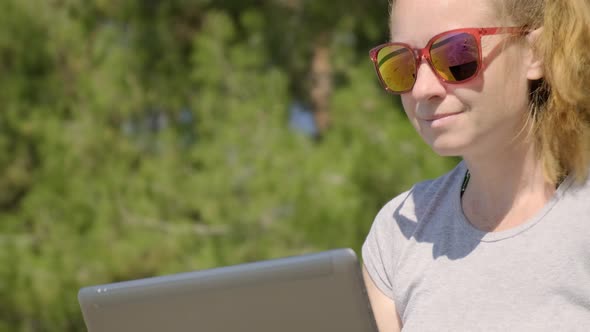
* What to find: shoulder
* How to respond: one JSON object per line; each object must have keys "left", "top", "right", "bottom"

{"left": 373, "top": 160, "right": 466, "bottom": 231}
{"left": 361, "top": 161, "right": 467, "bottom": 296}
{"left": 552, "top": 167, "right": 590, "bottom": 217}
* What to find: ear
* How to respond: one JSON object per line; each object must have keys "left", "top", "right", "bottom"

{"left": 525, "top": 28, "right": 544, "bottom": 80}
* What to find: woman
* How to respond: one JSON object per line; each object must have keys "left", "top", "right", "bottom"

{"left": 362, "top": 0, "right": 590, "bottom": 330}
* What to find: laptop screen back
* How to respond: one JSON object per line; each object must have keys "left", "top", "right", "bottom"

{"left": 78, "top": 248, "right": 378, "bottom": 332}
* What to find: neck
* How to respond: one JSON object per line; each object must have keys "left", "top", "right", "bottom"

{"left": 461, "top": 142, "right": 556, "bottom": 232}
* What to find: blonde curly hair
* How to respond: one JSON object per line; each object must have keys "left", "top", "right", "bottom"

{"left": 495, "top": 0, "right": 590, "bottom": 184}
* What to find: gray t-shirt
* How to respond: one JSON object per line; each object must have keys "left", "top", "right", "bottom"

{"left": 362, "top": 161, "right": 590, "bottom": 331}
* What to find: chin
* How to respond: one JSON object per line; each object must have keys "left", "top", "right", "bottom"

{"left": 431, "top": 147, "right": 462, "bottom": 157}
{"left": 426, "top": 138, "right": 467, "bottom": 157}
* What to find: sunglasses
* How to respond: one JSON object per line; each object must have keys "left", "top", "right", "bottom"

{"left": 369, "top": 27, "right": 528, "bottom": 94}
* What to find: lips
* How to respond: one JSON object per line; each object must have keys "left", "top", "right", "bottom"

{"left": 421, "top": 111, "right": 463, "bottom": 121}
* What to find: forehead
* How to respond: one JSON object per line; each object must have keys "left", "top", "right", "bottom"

{"left": 391, "top": 0, "right": 499, "bottom": 45}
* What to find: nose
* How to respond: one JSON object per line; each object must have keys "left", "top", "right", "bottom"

{"left": 409, "top": 59, "right": 446, "bottom": 101}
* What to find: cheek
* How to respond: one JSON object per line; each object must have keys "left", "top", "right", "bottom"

{"left": 401, "top": 95, "right": 416, "bottom": 118}
{"left": 481, "top": 46, "right": 530, "bottom": 108}
{"left": 482, "top": 74, "right": 529, "bottom": 118}
{"left": 400, "top": 96, "right": 425, "bottom": 135}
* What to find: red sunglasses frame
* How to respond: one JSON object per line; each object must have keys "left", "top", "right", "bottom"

{"left": 369, "top": 27, "right": 529, "bottom": 94}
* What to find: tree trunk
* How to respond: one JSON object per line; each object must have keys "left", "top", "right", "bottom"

{"left": 310, "top": 33, "right": 332, "bottom": 135}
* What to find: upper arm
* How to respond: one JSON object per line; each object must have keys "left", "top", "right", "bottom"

{"left": 363, "top": 264, "right": 402, "bottom": 332}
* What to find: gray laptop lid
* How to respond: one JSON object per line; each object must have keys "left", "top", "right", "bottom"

{"left": 78, "top": 248, "right": 378, "bottom": 332}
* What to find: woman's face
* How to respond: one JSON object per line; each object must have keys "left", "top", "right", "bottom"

{"left": 392, "top": 0, "right": 532, "bottom": 158}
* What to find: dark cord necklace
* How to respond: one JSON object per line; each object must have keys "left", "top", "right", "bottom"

{"left": 460, "top": 169, "right": 565, "bottom": 198}
{"left": 460, "top": 170, "right": 470, "bottom": 198}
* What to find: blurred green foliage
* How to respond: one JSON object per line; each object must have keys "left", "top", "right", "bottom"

{"left": 0, "top": 0, "right": 456, "bottom": 330}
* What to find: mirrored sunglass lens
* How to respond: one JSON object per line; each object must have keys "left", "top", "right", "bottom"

{"left": 430, "top": 32, "right": 479, "bottom": 82}
{"left": 376, "top": 45, "right": 416, "bottom": 92}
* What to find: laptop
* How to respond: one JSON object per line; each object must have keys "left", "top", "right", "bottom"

{"left": 78, "top": 248, "right": 378, "bottom": 332}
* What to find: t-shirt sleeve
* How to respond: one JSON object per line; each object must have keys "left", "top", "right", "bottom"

{"left": 362, "top": 200, "right": 401, "bottom": 300}
{"left": 361, "top": 166, "right": 461, "bottom": 304}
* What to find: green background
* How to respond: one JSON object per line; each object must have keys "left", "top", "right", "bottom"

{"left": 0, "top": 1, "right": 456, "bottom": 330}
